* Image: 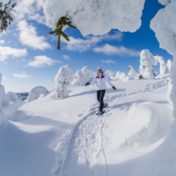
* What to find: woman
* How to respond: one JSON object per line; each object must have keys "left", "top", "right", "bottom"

{"left": 86, "top": 68, "right": 116, "bottom": 114}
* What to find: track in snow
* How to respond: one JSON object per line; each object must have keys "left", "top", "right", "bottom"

{"left": 53, "top": 79, "right": 169, "bottom": 176}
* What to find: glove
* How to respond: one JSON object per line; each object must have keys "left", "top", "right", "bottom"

{"left": 112, "top": 86, "right": 116, "bottom": 90}
{"left": 85, "top": 82, "right": 90, "bottom": 86}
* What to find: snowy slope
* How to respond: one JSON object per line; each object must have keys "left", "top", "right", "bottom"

{"left": 0, "top": 77, "right": 173, "bottom": 176}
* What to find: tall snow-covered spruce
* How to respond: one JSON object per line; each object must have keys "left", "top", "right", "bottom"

{"left": 154, "top": 55, "right": 169, "bottom": 76}
{"left": 139, "top": 49, "right": 156, "bottom": 79}
{"left": 54, "top": 65, "right": 73, "bottom": 98}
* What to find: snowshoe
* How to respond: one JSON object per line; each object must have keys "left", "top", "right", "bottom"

{"left": 96, "top": 110, "right": 105, "bottom": 116}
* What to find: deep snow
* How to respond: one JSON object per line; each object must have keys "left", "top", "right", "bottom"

{"left": 0, "top": 76, "right": 174, "bottom": 176}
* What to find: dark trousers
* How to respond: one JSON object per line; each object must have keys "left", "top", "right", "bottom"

{"left": 97, "top": 90, "right": 106, "bottom": 111}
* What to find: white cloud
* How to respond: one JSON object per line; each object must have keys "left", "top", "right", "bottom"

{"left": 14, "top": 0, "right": 44, "bottom": 23}
{"left": 28, "top": 55, "right": 55, "bottom": 67}
{"left": 0, "top": 46, "right": 28, "bottom": 61}
{"left": 63, "top": 55, "right": 70, "bottom": 61}
{"left": 101, "top": 59, "right": 116, "bottom": 64}
{"left": 13, "top": 72, "right": 31, "bottom": 79}
{"left": 0, "top": 40, "right": 5, "bottom": 45}
{"left": 64, "top": 32, "right": 122, "bottom": 52}
{"left": 17, "top": 20, "right": 51, "bottom": 50}
{"left": 94, "top": 44, "right": 139, "bottom": 57}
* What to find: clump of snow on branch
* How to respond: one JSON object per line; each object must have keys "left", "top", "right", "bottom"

{"left": 158, "top": 0, "right": 172, "bottom": 5}
{"left": 55, "top": 65, "right": 73, "bottom": 98}
{"left": 139, "top": 49, "right": 156, "bottom": 79}
{"left": 151, "top": 1, "right": 176, "bottom": 57}
{"left": 41, "top": 0, "right": 145, "bottom": 36}
{"left": 27, "top": 86, "right": 49, "bottom": 102}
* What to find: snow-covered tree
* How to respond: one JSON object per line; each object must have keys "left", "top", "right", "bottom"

{"left": 72, "top": 69, "right": 84, "bottom": 86}
{"left": 154, "top": 55, "right": 169, "bottom": 76}
{"left": 167, "top": 59, "right": 172, "bottom": 73}
{"left": 27, "top": 86, "right": 49, "bottom": 102}
{"left": 116, "top": 71, "right": 130, "bottom": 82}
{"left": 72, "top": 66, "right": 93, "bottom": 86}
{"left": 128, "top": 65, "right": 138, "bottom": 79}
{"left": 81, "top": 66, "right": 94, "bottom": 84}
{"left": 105, "top": 70, "right": 116, "bottom": 80}
{"left": 0, "top": 0, "right": 16, "bottom": 32}
{"left": 139, "top": 49, "right": 156, "bottom": 79}
{"left": 55, "top": 65, "right": 73, "bottom": 98}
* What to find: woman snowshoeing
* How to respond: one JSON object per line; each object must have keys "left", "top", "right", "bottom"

{"left": 86, "top": 67, "right": 116, "bottom": 115}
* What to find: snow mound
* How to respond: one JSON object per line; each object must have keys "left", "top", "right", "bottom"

{"left": 27, "top": 86, "right": 49, "bottom": 102}
{"left": 42, "top": 0, "right": 145, "bottom": 35}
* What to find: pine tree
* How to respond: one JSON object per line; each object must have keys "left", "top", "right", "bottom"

{"left": 0, "top": 1, "right": 16, "bottom": 32}
{"left": 49, "top": 16, "right": 76, "bottom": 49}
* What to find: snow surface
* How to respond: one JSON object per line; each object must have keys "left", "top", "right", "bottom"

{"left": 0, "top": 77, "right": 174, "bottom": 176}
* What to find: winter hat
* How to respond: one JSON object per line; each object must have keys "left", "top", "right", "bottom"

{"left": 97, "top": 67, "right": 103, "bottom": 71}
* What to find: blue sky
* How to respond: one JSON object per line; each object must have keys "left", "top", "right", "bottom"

{"left": 0, "top": 0, "right": 172, "bottom": 92}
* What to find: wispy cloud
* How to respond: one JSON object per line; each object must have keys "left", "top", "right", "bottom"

{"left": 17, "top": 20, "right": 51, "bottom": 50}
{"left": 94, "top": 44, "right": 139, "bottom": 57}
{"left": 64, "top": 32, "right": 122, "bottom": 52}
{"left": 14, "top": 0, "right": 44, "bottom": 23}
{"left": 0, "top": 46, "right": 27, "bottom": 61}
{"left": 28, "top": 55, "right": 55, "bottom": 67}
{"left": 13, "top": 72, "right": 31, "bottom": 79}
{"left": 0, "top": 40, "right": 5, "bottom": 45}
{"left": 63, "top": 55, "right": 70, "bottom": 61}
{"left": 101, "top": 59, "right": 116, "bottom": 64}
